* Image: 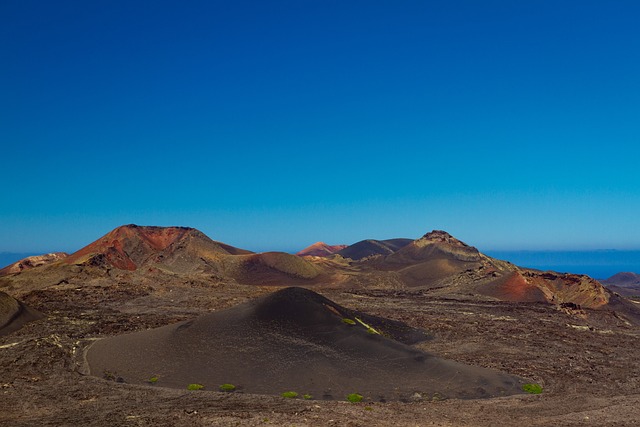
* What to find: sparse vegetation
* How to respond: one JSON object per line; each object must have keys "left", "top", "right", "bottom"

{"left": 355, "top": 317, "right": 381, "bottom": 335}
{"left": 303, "top": 394, "right": 312, "bottom": 400}
{"left": 281, "top": 391, "right": 298, "bottom": 398}
{"left": 522, "top": 383, "right": 543, "bottom": 394}
{"left": 347, "top": 393, "right": 363, "bottom": 403}
{"left": 219, "top": 383, "right": 236, "bottom": 392}
{"left": 147, "top": 375, "right": 159, "bottom": 384}
{"left": 187, "top": 383, "right": 204, "bottom": 390}
{"left": 432, "top": 392, "right": 446, "bottom": 401}
{"left": 342, "top": 318, "right": 356, "bottom": 325}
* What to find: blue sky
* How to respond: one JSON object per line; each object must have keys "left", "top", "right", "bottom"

{"left": 1, "top": 0, "right": 639, "bottom": 254}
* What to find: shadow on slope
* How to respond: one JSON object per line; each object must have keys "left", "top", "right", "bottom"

{"left": 86, "top": 287, "right": 524, "bottom": 401}
{"left": 338, "top": 238, "right": 412, "bottom": 261}
{"left": 0, "top": 291, "right": 43, "bottom": 337}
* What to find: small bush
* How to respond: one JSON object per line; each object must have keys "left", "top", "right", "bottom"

{"left": 281, "top": 391, "right": 298, "bottom": 398}
{"left": 187, "top": 383, "right": 204, "bottom": 390}
{"left": 346, "top": 393, "right": 363, "bottom": 403}
{"left": 148, "top": 376, "right": 159, "bottom": 384}
{"left": 522, "top": 383, "right": 543, "bottom": 394}
{"left": 219, "top": 383, "right": 236, "bottom": 392}
{"left": 342, "top": 318, "right": 356, "bottom": 325}
{"left": 303, "top": 394, "right": 312, "bottom": 400}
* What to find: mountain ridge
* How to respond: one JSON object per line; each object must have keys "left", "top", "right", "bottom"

{"left": 1, "top": 224, "right": 638, "bottom": 327}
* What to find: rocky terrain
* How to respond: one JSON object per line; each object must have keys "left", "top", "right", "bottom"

{"left": 1, "top": 224, "right": 639, "bottom": 426}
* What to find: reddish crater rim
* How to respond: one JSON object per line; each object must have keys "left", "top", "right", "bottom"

{"left": 63, "top": 225, "right": 197, "bottom": 269}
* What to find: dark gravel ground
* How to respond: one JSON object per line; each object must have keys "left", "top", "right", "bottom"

{"left": 1, "top": 281, "right": 639, "bottom": 426}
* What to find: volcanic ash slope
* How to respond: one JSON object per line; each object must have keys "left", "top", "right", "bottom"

{"left": 85, "top": 287, "right": 524, "bottom": 400}
{"left": 0, "top": 291, "right": 43, "bottom": 337}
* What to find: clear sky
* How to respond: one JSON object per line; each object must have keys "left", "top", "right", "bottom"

{"left": 2, "top": 0, "right": 639, "bottom": 254}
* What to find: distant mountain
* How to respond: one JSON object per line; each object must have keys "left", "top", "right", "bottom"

{"left": 0, "top": 225, "right": 321, "bottom": 294}
{"left": 337, "top": 238, "right": 412, "bottom": 260}
{"left": 603, "top": 272, "right": 640, "bottom": 287}
{"left": 602, "top": 272, "right": 640, "bottom": 297}
{"left": 1, "top": 225, "right": 639, "bottom": 326}
{"left": 296, "top": 242, "right": 347, "bottom": 257}
{"left": 347, "top": 230, "right": 617, "bottom": 314}
{"left": 0, "top": 252, "right": 68, "bottom": 276}
{"left": 62, "top": 224, "right": 252, "bottom": 271}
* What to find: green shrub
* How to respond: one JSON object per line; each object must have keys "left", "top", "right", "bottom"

{"left": 187, "top": 383, "right": 204, "bottom": 390}
{"left": 522, "top": 383, "right": 543, "bottom": 394}
{"left": 148, "top": 375, "right": 159, "bottom": 384}
{"left": 303, "top": 394, "right": 312, "bottom": 400}
{"left": 342, "top": 318, "right": 356, "bottom": 325}
{"left": 281, "top": 391, "right": 298, "bottom": 398}
{"left": 346, "top": 393, "right": 363, "bottom": 403}
{"left": 219, "top": 383, "right": 236, "bottom": 392}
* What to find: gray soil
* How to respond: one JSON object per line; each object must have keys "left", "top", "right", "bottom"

{"left": 1, "top": 281, "right": 640, "bottom": 426}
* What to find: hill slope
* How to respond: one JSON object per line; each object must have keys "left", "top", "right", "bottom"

{"left": 338, "top": 238, "right": 412, "bottom": 260}
{"left": 86, "top": 287, "right": 524, "bottom": 400}
{"left": 296, "top": 242, "right": 347, "bottom": 257}
{"left": 63, "top": 224, "right": 252, "bottom": 272}
{"left": 0, "top": 252, "right": 68, "bottom": 276}
{"left": 602, "top": 272, "right": 640, "bottom": 297}
{"left": 0, "top": 291, "right": 43, "bottom": 336}
{"left": 332, "top": 230, "right": 635, "bottom": 322}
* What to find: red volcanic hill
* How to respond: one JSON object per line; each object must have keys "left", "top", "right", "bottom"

{"left": 296, "top": 242, "right": 347, "bottom": 257}
{"left": 358, "top": 230, "right": 623, "bottom": 314}
{"left": 57, "top": 224, "right": 321, "bottom": 285}
{"left": 86, "top": 287, "right": 524, "bottom": 400}
{"left": 63, "top": 224, "right": 252, "bottom": 272}
{"left": 0, "top": 252, "right": 68, "bottom": 276}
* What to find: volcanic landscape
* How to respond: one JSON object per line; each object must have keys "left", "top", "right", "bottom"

{"left": 1, "top": 225, "right": 639, "bottom": 426}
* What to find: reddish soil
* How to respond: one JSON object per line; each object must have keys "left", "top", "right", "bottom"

{"left": 479, "top": 271, "right": 547, "bottom": 302}
{"left": 297, "top": 242, "right": 347, "bottom": 257}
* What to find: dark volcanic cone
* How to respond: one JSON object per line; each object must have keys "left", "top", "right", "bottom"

{"left": 0, "top": 291, "right": 43, "bottom": 336}
{"left": 338, "top": 238, "right": 412, "bottom": 260}
{"left": 86, "top": 287, "right": 524, "bottom": 400}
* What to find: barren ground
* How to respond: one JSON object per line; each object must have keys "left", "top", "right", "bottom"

{"left": 1, "top": 281, "right": 639, "bottom": 426}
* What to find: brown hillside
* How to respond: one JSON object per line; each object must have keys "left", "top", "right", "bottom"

{"left": 338, "top": 238, "right": 412, "bottom": 260}
{"left": 226, "top": 252, "right": 321, "bottom": 286}
{"left": 63, "top": 224, "right": 252, "bottom": 271}
{"left": 602, "top": 272, "right": 640, "bottom": 296}
{"left": 296, "top": 242, "right": 347, "bottom": 257}
{"left": 0, "top": 291, "right": 43, "bottom": 336}
{"left": 0, "top": 252, "right": 68, "bottom": 276}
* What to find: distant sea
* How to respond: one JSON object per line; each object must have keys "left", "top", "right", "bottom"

{"left": 484, "top": 250, "right": 640, "bottom": 280}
